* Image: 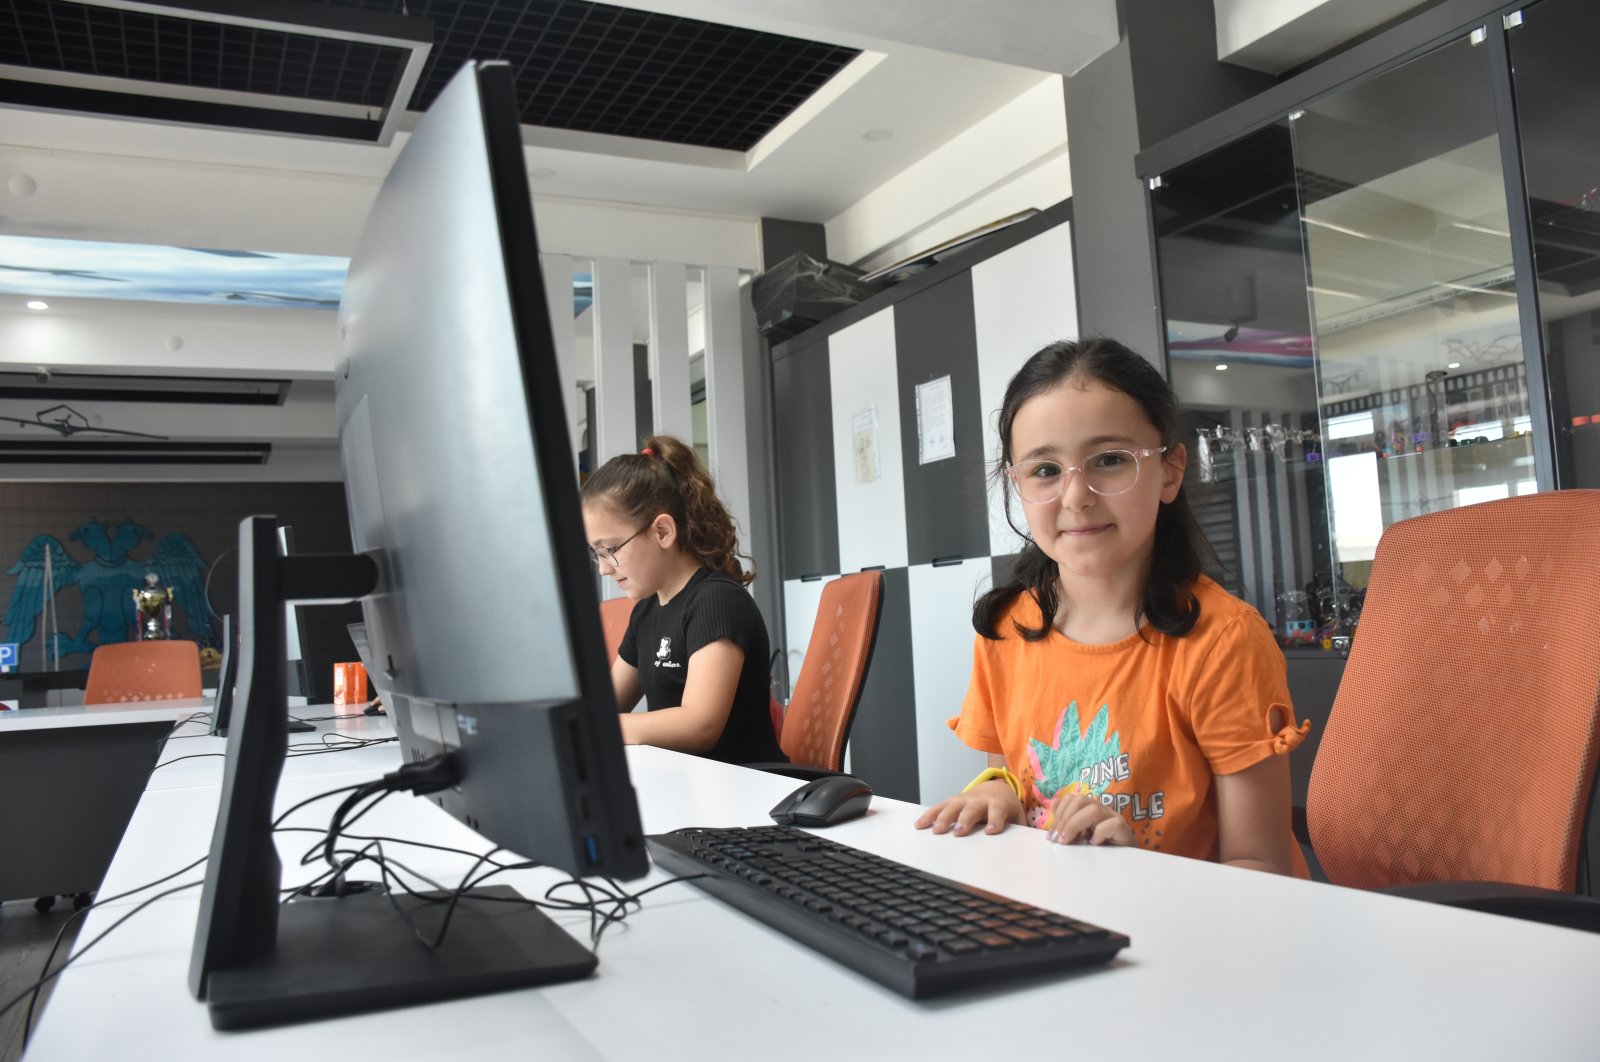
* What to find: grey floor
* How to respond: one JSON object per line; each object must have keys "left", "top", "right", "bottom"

{"left": 1, "top": 898, "right": 85, "bottom": 1062}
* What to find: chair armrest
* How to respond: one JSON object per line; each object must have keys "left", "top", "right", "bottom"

{"left": 742, "top": 762, "right": 844, "bottom": 783}
{"left": 1379, "top": 880, "right": 1600, "bottom": 933}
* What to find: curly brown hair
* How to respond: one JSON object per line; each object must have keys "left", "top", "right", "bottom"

{"left": 580, "top": 434, "right": 754, "bottom": 586}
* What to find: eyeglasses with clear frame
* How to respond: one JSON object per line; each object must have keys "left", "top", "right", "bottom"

{"left": 587, "top": 525, "right": 648, "bottom": 566}
{"left": 1006, "top": 446, "right": 1170, "bottom": 505}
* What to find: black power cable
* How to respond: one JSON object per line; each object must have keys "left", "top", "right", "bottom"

{"left": 7, "top": 876, "right": 208, "bottom": 1046}
{"left": 12, "top": 764, "right": 707, "bottom": 1044}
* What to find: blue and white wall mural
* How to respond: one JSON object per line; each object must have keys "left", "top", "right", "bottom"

{"left": 0, "top": 235, "right": 597, "bottom": 313}
{"left": 0, "top": 235, "right": 347, "bottom": 308}
{"left": 3, "top": 519, "right": 210, "bottom": 662}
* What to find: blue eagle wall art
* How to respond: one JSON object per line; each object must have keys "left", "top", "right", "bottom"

{"left": 3, "top": 518, "right": 211, "bottom": 661}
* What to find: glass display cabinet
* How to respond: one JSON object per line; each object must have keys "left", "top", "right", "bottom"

{"left": 1150, "top": 8, "right": 1577, "bottom": 653}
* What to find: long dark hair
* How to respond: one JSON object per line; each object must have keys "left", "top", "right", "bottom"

{"left": 974, "top": 337, "right": 1206, "bottom": 641}
{"left": 581, "top": 434, "right": 754, "bottom": 586}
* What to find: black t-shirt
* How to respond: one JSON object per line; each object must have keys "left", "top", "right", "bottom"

{"left": 618, "top": 567, "right": 786, "bottom": 765}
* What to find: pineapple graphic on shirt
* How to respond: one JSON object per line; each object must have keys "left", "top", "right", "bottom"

{"left": 1027, "top": 701, "right": 1124, "bottom": 825}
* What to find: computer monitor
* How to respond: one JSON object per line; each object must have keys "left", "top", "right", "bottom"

{"left": 276, "top": 525, "right": 359, "bottom": 705}
{"left": 206, "top": 615, "right": 237, "bottom": 735}
{"left": 346, "top": 620, "right": 392, "bottom": 710}
{"left": 188, "top": 60, "right": 646, "bottom": 1030}
{"left": 291, "top": 601, "right": 365, "bottom": 703}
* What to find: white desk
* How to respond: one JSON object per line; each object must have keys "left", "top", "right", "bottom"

{"left": 0, "top": 697, "right": 210, "bottom": 731}
{"left": 145, "top": 707, "right": 396, "bottom": 792}
{"left": 25, "top": 742, "right": 1600, "bottom": 1060}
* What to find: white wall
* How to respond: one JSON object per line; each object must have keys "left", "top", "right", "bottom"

{"left": 0, "top": 144, "right": 761, "bottom": 269}
{"left": 1214, "top": 0, "right": 1433, "bottom": 74}
{"left": 0, "top": 298, "right": 338, "bottom": 377}
{"left": 825, "top": 74, "right": 1068, "bottom": 272}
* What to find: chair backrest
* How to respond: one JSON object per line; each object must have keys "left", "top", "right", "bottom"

{"left": 1307, "top": 491, "right": 1600, "bottom": 892}
{"left": 84, "top": 639, "right": 203, "bottom": 704}
{"left": 779, "top": 571, "right": 883, "bottom": 772}
{"left": 599, "top": 596, "right": 633, "bottom": 662}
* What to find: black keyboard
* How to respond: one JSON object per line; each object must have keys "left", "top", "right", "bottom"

{"left": 646, "top": 825, "right": 1128, "bottom": 999}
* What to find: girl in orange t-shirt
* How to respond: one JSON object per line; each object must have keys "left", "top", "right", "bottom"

{"left": 913, "top": 338, "right": 1309, "bottom": 875}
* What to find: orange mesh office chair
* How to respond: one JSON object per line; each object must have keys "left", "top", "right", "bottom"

{"left": 599, "top": 596, "right": 633, "bottom": 662}
{"left": 764, "top": 570, "right": 883, "bottom": 776}
{"left": 84, "top": 640, "right": 203, "bottom": 703}
{"left": 1306, "top": 492, "right": 1600, "bottom": 928}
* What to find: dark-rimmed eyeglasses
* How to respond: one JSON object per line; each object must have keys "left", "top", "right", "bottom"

{"left": 1007, "top": 446, "right": 1169, "bottom": 505}
{"left": 588, "top": 525, "right": 648, "bottom": 566}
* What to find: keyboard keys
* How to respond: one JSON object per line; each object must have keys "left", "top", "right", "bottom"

{"left": 650, "top": 826, "right": 1127, "bottom": 999}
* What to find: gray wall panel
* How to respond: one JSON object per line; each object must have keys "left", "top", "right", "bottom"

{"left": 990, "top": 553, "right": 1022, "bottom": 597}
{"left": 846, "top": 566, "right": 918, "bottom": 802}
{"left": 772, "top": 342, "right": 839, "bottom": 577}
{"left": 894, "top": 272, "right": 990, "bottom": 566}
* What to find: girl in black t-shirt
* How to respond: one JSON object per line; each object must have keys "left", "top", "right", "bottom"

{"left": 580, "top": 435, "right": 786, "bottom": 765}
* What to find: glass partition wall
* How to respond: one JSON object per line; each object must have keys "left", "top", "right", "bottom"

{"left": 1292, "top": 31, "right": 1535, "bottom": 635}
{"left": 1507, "top": 0, "right": 1600, "bottom": 489}
{"left": 1152, "top": 123, "right": 1327, "bottom": 646}
{"left": 1154, "top": 7, "right": 1568, "bottom": 653}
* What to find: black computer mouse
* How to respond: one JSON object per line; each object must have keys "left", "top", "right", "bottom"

{"left": 769, "top": 774, "right": 873, "bottom": 827}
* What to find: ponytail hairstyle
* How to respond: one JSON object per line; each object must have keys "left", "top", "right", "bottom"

{"left": 974, "top": 337, "right": 1207, "bottom": 642}
{"left": 581, "top": 434, "right": 755, "bottom": 586}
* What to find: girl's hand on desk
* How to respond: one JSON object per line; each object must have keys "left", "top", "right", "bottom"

{"left": 1045, "top": 790, "right": 1134, "bottom": 846}
{"left": 913, "top": 781, "right": 1024, "bottom": 836}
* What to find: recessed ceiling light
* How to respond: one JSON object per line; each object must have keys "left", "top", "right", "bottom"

{"left": 1215, "top": 364, "right": 1229, "bottom": 371}
{"left": 1447, "top": 362, "right": 1461, "bottom": 369}
{"left": 862, "top": 129, "right": 894, "bottom": 142}
{"left": 1302, "top": 216, "right": 1374, "bottom": 240}
{"left": 26, "top": 300, "right": 48, "bottom": 310}
{"left": 1451, "top": 220, "right": 1509, "bottom": 238}
{"left": 530, "top": 167, "right": 558, "bottom": 179}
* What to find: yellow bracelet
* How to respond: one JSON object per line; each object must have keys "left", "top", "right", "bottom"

{"left": 963, "top": 766, "right": 1023, "bottom": 802}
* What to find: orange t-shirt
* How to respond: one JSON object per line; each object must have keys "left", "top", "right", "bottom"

{"left": 949, "top": 574, "right": 1309, "bottom": 872}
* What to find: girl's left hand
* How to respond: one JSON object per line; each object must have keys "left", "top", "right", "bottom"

{"left": 1045, "top": 791, "right": 1134, "bottom": 846}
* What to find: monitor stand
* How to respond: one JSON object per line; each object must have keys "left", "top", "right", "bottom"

{"left": 190, "top": 516, "right": 597, "bottom": 1031}
{"left": 204, "top": 885, "right": 597, "bottom": 1030}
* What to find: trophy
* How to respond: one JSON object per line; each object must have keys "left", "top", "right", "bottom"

{"left": 132, "top": 571, "right": 175, "bottom": 641}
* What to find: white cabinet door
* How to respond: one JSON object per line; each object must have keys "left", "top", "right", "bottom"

{"left": 908, "top": 559, "right": 991, "bottom": 804}
{"left": 973, "top": 222, "right": 1078, "bottom": 557}
{"left": 779, "top": 575, "right": 836, "bottom": 701}
{"left": 829, "top": 309, "right": 909, "bottom": 574}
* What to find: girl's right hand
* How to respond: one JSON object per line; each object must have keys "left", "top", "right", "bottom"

{"left": 912, "top": 780, "right": 1025, "bottom": 836}
{"left": 1044, "top": 790, "right": 1134, "bottom": 847}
